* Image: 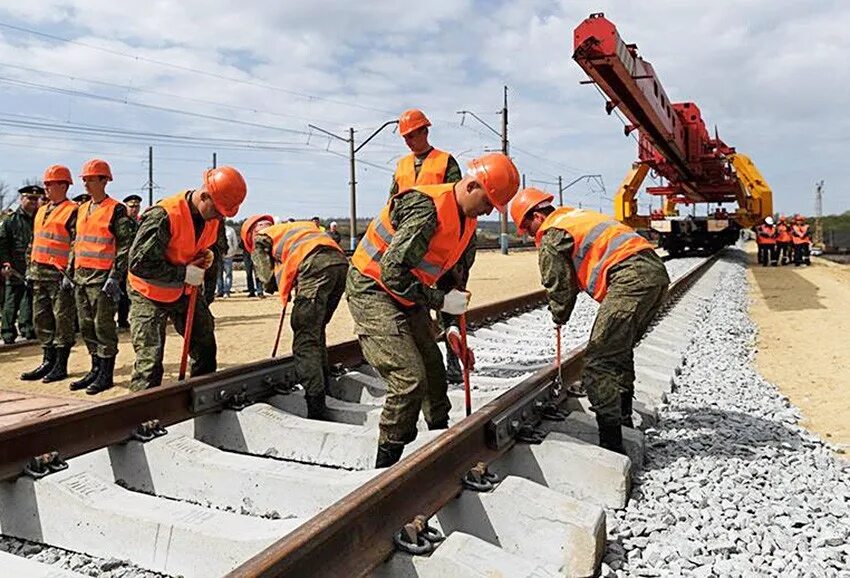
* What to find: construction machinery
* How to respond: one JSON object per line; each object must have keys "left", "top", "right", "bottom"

{"left": 573, "top": 13, "right": 773, "bottom": 255}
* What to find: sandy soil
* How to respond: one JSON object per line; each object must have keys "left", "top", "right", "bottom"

{"left": 747, "top": 243, "right": 850, "bottom": 455}
{"left": 0, "top": 250, "right": 542, "bottom": 401}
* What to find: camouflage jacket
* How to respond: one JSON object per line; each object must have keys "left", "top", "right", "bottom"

{"left": 27, "top": 202, "right": 77, "bottom": 283}
{"left": 0, "top": 206, "right": 34, "bottom": 285}
{"left": 252, "top": 233, "right": 347, "bottom": 295}
{"left": 72, "top": 199, "right": 136, "bottom": 286}
{"left": 389, "top": 150, "right": 462, "bottom": 198}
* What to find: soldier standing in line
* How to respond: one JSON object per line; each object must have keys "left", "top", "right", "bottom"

{"left": 21, "top": 166, "right": 78, "bottom": 382}
{"left": 347, "top": 152, "right": 520, "bottom": 468}
{"left": 0, "top": 185, "right": 40, "bottom": 344}
{"left": 391, "top": 108, "right": 469, "bottom": 386}
{"left": 243, "top": 214, "right": 348, "bottom": 420}
{"left": 71, "top": 160, "right": 136, "bottom": 394}
{"left": 510, "top": 188, "right": 670, "bottom": 454}
{"left": 126, "top": 167, "right": 247, "bottom": 391}
{"left": 117, "top": 194, "right": 142, "bottom": 330}
{"left": 327, "top": 221, "right": 342, "bottom": 245}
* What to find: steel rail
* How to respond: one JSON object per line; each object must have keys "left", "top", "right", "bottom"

{"left": 229, "top": 252, "right": 721, "bottom": 577}
{"left": 0, "top": 289, "right": 546, "bottom": 482}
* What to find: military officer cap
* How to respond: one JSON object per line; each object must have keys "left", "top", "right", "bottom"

{"left": 18, "top": 184, "right": 45, "bottom": 198}
{"left": 123, "top": 194, "right": 143, "bottom": 205}
{"left": 72, "top": 193, "right": 91, "bottom": 204}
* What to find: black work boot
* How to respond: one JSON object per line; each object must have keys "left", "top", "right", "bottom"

{"left": 86, "top": 356, "right": 115, "bottom": 395}
{"left": 305, "top": 394, "right": 328, "bottom": 420}
{"left": 375, "top": 443, "right": 405, "bottom": 468}
{"left": 445, "top": 350, "right": 463, "bottom": 384}
{"left": 598, "top": 423, "right": 627, "bottom": 456}
{"left": 42, "top": 347, "right": 70, "bottom": 383}
{"left": 21, "top": 347, "right": 56, "bottom": 381}
{"left": 69, "top": 355, "right": 100, "bottom": 391}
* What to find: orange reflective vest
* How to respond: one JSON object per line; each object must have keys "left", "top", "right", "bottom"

{"left": 756, "top": 224, "right": 776, "bottom": 245}
{"left": 792, "top": 224, "right": 810, "bottom": 245}
{"left": 74, "top": 197, "right": 119, "bottom": 270}
{"left": 352, "top": 184, "right": 476, "bottom": 307}
{"left": 261, "top": 221, "right": 343, "bottom": 308}
{"left": 536, "top": 207, "right": 654, "bottom": 302}
{"left": 393, "top": 149, "right": 451, "bottom": 191}
{"left": 31, "top": 200, "right": 77, "bottom": 269}
{"left": 128, "top": 192, "right": 220, "bottom": 303}
{"left": 776, "top": 223, "right": 791, "bottom": 244}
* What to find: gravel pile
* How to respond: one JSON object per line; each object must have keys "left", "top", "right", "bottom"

{"left": 603, "top": 251, "right": 850, "bottom": 577}
{"left": 0, "top": 537, "right": 172, "bottom": 578}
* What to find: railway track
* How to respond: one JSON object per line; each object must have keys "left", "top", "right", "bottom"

{"left": 0, "top": 252, "right": 719, "bottom": 577}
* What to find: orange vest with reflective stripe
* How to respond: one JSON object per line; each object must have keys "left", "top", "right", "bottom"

{"left": 393, "top": 149, "right": 451, "bottom": 191}
{"left": 776, "top": 223, "right": 791, "bottom": 243}
{"left": 756, "top": 224, "right": 776, "bottom": 245}
{"left": 536, "top": 207, "right": 654, "bottom": 302}
{"left": 31, "top": 200, "right": 77, "bottom": 269}
{"left": 74, "top": 197, "right": 119, "bottom": 270}
{"left": 261, "top": 222, "right": 344, "bottom": 308}
{"left": 352, "top": 184, "right": 476, "bottom": 307}
{"left": 791, "top": 224, "right": 810, "bottom": 245}
{"left": 128, "top": 192, "right": 220, "bottom": 303}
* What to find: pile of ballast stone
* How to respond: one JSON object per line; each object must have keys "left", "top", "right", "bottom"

{"left": 602, "top": 250, "right": 850, "bottom": 578}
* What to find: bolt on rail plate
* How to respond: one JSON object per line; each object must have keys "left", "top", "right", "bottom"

{"left": 191, "top": 361, "right": 301, "bottom": 413}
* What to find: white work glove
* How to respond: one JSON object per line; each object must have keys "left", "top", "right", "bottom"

{"left": 441, "top": 289, "right": 470, "bottom": 315}
{"left": 184, "top": 264, "right": 205, "bottom": 287}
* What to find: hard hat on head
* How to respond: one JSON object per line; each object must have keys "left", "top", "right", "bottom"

{"left": 240, "top": 214, "right": 274, "bottom": 254}
{"left": 80, "top": 159, "right": 113, "bottom": 181}
{"left": 765, "top": 216, "right": 774, "bottom": 226}
{"left": 203, "top": 166, "right": 247, "bottom": 218}
{"left": 466, "top": 153, "right": 520, "bottom": 213}
{"left": 43, "top": 165, "right": 73, "bottom": 185}
{"left": 398, "top": 109, "right": 431, "bottom": 137}
{"left": 510, "top": 187, "right": 554, "bottom": 234}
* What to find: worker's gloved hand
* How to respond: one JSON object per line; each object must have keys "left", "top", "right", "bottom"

{"left": 1, "top": 263, "right": 10, "bottom": 278}
{"left": 193, "top": 249, "right": 215, "bottom": 270}
{"left": 60, "top": 274, "right": 74, "bottom": 292}
{"left": 184, "top": 264, "right": 205, "bottom": 287}
{"left": 445, "top": 326, "right": 475, "bottom": 371}
{"left": 441, "top": 289, "right": 470, "bottom": 315}
{"left": 101, "top": 277, "right": 122, "bottom": 304}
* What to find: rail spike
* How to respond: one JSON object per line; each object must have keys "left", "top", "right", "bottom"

{"left": 393, "top": 515, "right": 444, "bottom": 556}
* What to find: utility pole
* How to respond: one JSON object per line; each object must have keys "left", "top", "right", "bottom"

{"left": 212, "top": 152, "right": 217, "bottom": 169}
{"left": 147, "top": 146, "right": 154, "bottom": 207}
{"left": 308, "top": 121, "right": 399, "bottom": 251}
{"left": 814, "top": 180, "right": 824, "bottom": 248}
{"left": 458, "top": 85, "right": 511, "bottom": 255}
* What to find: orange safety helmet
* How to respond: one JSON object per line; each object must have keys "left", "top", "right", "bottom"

{"left": 80, "top": 158, "right": 113, "bottom": 181}
{"left": 510, "top": 187, "right": 555, "bottom": 234}
{"left": 43, "top": 164, "right": 73, "bottom": 185}
{"left": 240, "top": 214, "right": 274, "bottom": 254}
{"left": 398, "top": 109, "right": 431, "bottom": 137}
{"left": 466, "top": 152, "right": 520, "bottom": 213}
{"left": 203, "top": 166, "right": 247, "bottom": 218}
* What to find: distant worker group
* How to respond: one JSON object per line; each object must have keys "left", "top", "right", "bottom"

{"left": 755, "top": 214, "right": 812, "bottom": 267}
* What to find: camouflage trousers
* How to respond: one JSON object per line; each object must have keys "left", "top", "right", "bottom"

{"left": 1, "top": 283, "right": 33, "bottom": 342}
{"left": 128, "top": 288, "right": 216, "bottom": 391}
{"left": 32, "top": 281, "right": 76, "bottom": 348}
{"left": 347, "top": 284, "right": 450, "bottom": 447}
{"left": 76, "top": 284, "right": 119, "bottom": 358}
{"left": 290, "top": 264, "right": 347, "bottom": 398}
{"left": 583, "top": 251, "right": 670, "bottom": 429}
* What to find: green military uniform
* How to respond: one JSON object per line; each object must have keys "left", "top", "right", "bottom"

{"left": 388, "top": 150, "right": 462, "bottom": 198}
{"left": 539, "top": 229, "right": 669, "bottom": 449}
{"left": 0, "top": 205, "right": 35, "bottom": 343}
{"left": 252, "top": 234, "right": 348, "bottom": 418}
{"left": 127, "top": 195, "right": 217, "bottom": 391}
{"left": 73, "top": 200, "right": 135, "bottom": 360}
{"left": 346, "top": 190, "right": 475, "bottom": 459}
{"left": 117, "top": 216, "right": 140, "bottom": 328}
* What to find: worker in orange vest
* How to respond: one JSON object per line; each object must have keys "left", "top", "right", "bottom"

{"left": 348, "top": 152, "right": 521, "bottom": 468}
{"left": 791, "top": 214, "right": 812, "bottom": 266}
{"left": 391, "top": 108, "right": 468, "bottom": 388}
{"left": 127, "top": 167, "right": 247, "bottom": 391}
{"left": 755, "top": 216, "right": 777, "bottom": 267}
{"left": 775, "top": 215, "right": 793, "bottom": 266}
{"left": 510, "top": 188, "right": 670, "bottom": 454}
{"left": 70, "top": 159, "right": 136, "bottom": 394}
{"left": 242, "top": 215, "right": 348, "bottom": 420}
{"left": 21, "top": 165, "right": 78, "bottom": 382}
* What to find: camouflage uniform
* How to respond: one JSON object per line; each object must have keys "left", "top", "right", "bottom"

{"left": 346, "top": 190, "right": 475, "bottom": 451}
{"left": 252, "top": 236, "right": 348, "bottom": 409}
{"left": 539, "top": 229, "right": 669, "bottom": 448}
{"left": 127, "top": 200, "right": 217, "bottom": 391}
{"left": 117, "top": 217, "right": 140, "bottom": 328}
{"left": 73, "top": 201, "right": 135, "bottom": 359}
{"left": 0, "top": 205, "right": 35, "bottom": 342}
{"left": 388, "top": 150, "right": 462, "bottom": 198}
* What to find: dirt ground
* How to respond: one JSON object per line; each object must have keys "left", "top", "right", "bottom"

{"left": 747, "top": 244, "right": 850, "bottom": 455}
{"left": 0, "top": 250, "right": 542, "bottom": 401}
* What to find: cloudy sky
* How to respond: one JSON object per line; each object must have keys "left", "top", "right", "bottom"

{"left": 0, "top": 0, "right": 847, "bottom": 225}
